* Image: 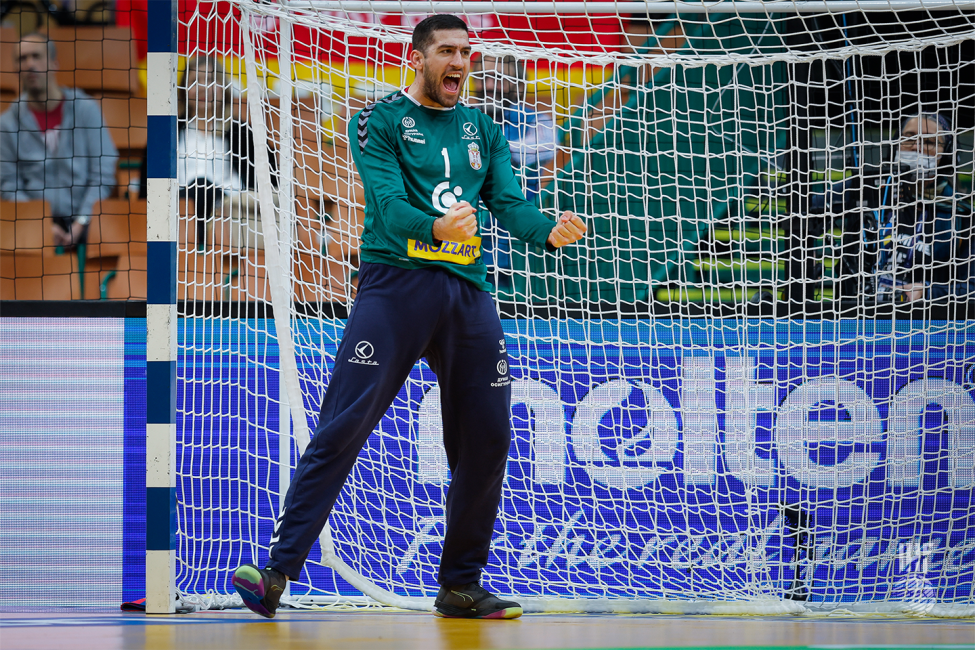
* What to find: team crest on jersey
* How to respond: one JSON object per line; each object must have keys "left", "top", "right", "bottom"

{"left": 468, "top": 142, "right": 482, "bottom": 170}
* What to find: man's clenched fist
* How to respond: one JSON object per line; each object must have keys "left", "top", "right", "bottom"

{"left": 547, "top": 211, "right": 586, "bottom": 248}
{"left": 433, "top": 200, "right": 478, "bottom": 242}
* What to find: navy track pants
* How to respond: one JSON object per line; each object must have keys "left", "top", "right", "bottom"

{"left": 266, "top": 262, "right": 512, "bottom": 587}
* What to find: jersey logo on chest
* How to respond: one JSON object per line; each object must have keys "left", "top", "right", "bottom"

{"left": 401, "top": 117, "right": 426, "bottom": 144}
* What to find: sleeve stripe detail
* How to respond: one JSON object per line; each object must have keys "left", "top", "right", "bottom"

{"left": 357, "top": 91, "right": 404, "bottom": 153}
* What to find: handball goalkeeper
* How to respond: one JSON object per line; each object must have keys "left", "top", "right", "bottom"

{"left": 232, "top": 13, "right": 586, "bottom": 620}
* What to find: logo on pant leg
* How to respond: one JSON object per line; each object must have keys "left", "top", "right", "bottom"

{"left": 491, "top": 357, "right": 510, "bottom": 388}
{"left": 350, "top": 340, "right": 379, "bottom": 366}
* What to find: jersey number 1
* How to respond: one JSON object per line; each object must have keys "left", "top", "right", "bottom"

{"left": 432, "top": 148, "right": 462, "bottom": 214}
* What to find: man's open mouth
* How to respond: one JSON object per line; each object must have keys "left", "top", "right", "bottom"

{"left": 443, "top": 73, "right": 462, "bottom": 93}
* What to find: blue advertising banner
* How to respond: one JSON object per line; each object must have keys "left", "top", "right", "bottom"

{"left": 176, "top": 319, "right": 975, "bottom": 605}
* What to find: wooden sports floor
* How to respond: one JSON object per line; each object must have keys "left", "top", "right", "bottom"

{"left": 1, "top": 610, "right": 972, "bottom": 650}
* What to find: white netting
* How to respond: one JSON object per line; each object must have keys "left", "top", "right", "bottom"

{"left": 174, "top": 1, "right": 975, "bottom": 616}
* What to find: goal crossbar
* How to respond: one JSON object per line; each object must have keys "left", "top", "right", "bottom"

{"left": 281, "top": 1, "right": 975, "bottom": 13}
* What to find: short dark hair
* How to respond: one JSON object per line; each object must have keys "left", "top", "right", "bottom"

{"left": 412, "top": 14, "right": 469, "bottom": 55}
{"left": 20, "top": 32, "right": 57, "bottom": 62}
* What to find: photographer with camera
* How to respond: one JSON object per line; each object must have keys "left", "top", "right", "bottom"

{"left": 812, "top": 112, "right": 973, "bottom": 305}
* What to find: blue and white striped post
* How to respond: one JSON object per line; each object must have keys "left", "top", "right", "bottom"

{"left": 145, "top": 0, "right": 178, "bottom": 615}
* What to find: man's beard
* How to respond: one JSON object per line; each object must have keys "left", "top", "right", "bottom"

{"left": 421, "top": 66, "right": 460, "bottom": 107}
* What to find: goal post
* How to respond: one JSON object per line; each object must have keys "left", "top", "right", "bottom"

{"left": 164, "top": 0, "right": 975, "bottom": 616}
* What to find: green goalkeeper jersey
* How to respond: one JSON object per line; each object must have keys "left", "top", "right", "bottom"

{"left": 348, "top": 91, "right": 556, "bottom": 292}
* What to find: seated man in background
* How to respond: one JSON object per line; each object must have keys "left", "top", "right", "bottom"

{"left": 471, "top": 54, "right": 556, "bottom": 202}
{"left": 178, "top": 55, "right": 277, "bottom": 248}
{"left": 0, "top": 32, "right": 118, "bottom": 248}
{"left": 811, "top": 112, "right": 974, "bottom": 304}
{"left": 470, "top": 54, "right": 557, "bottom": 290}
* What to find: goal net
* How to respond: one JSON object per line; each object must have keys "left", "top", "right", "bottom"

{"left": 173, "top": 0, "right": 975, "bottom": 616}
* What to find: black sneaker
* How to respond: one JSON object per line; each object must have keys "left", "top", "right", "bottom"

{"left": 433, "top": 582, "right": 523, "bottom": 619}
{"left": 232, "top": 564, "right": 287, "bottom": 618}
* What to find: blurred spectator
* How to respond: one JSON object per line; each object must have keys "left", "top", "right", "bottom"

{"left": 177, "top": 55, "right": 277, "bottom": 248}
{"left": 0, "top": 32, "right": 118, "bottom": 248}
{"left": 470, "top": 54, "right": 556, "bottom": 290}
{"left": 471, "top": 53, "right": 556, "bottom": 201}
{"left": 812, "top": 112, "right": 974, "bottom": 303}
